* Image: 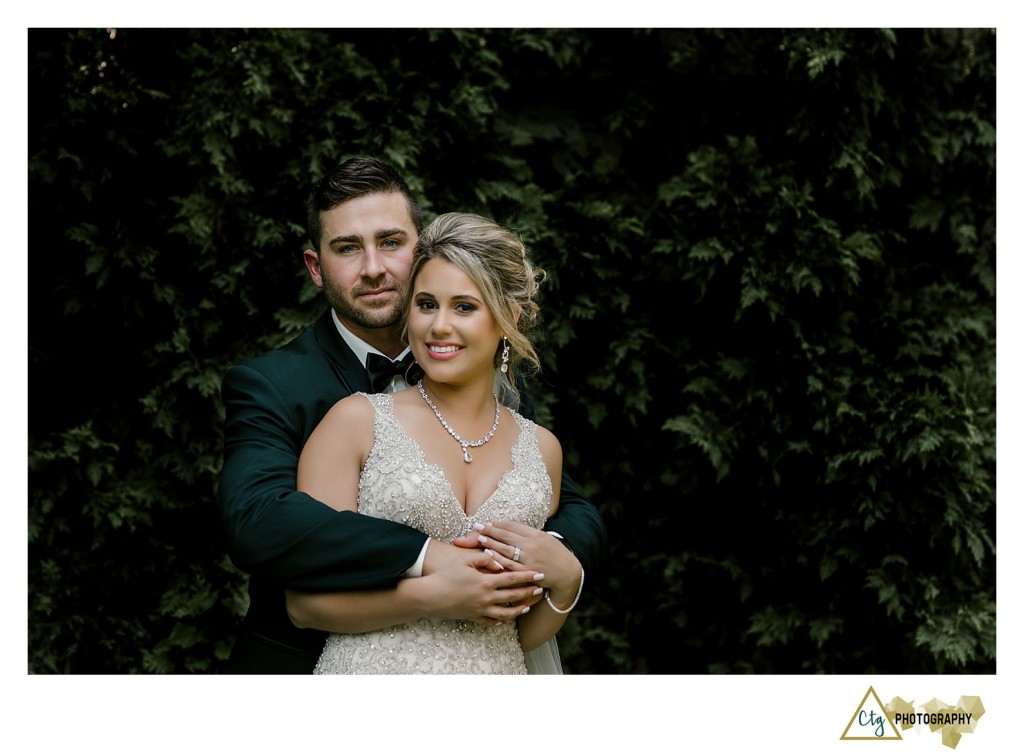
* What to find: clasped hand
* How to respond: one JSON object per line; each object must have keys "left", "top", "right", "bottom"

{"left": 421, "top": 522, "right": 580, "bottom": 626}
{"left": 462, "top": 521, "right": 582, "bottom": 611}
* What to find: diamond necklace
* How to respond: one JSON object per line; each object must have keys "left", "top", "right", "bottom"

{"left": 417, "top": 381, "right": 500, "bottom": 463}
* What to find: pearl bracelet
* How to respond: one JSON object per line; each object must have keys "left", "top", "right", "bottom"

{"left": 544, "top": 567, "right": 584, "bottom": 615}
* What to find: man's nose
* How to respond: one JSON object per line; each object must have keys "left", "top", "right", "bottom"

{"left": 362, "top": 248, "right": 385, "bottom": 278}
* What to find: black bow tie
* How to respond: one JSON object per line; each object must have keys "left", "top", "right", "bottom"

{"left": 366, "top": 352, "right": 415, "bottom": 393}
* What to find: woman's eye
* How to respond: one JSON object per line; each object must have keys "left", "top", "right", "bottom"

{"left": 455, "top": 303, "right": 475, "bottom": 313}
{"left": 417, "top": 300, "right": 437, "bottom": 310}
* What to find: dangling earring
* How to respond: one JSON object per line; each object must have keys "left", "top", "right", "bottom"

{"left": 500, "top": 336, "right": 510, "bottom": 373}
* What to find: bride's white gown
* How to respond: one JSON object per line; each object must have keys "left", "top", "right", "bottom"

{"left": 314, "top": 392, "right": 557, "bottom": 675}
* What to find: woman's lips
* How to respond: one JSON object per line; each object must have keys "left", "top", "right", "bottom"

{"left": 425, "top": 343, "right": 463, "bottom": 360}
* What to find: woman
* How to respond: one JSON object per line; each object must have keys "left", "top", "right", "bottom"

{"left": 286, "top": 212, "right": 584, "bottom": 674}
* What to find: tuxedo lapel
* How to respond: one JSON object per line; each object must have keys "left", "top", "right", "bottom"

{"left": 312, "top": 311, "right": 373, "bottom": 395}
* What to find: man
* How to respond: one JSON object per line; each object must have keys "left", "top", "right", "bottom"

{"left": 219, "top": 156, "right": 606, "bottom": 673}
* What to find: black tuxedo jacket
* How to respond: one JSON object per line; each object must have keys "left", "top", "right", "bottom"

{"left": 218, "top": 310, "right": 606, "bottom": 673}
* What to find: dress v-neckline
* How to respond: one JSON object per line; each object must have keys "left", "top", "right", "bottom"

{"left": 383, "top": 393, "right": 524, "bottom": 519}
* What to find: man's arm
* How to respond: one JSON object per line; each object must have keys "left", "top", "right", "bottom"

{"left": 286, "top": 547, "right": 540, "bottom": 633}
{"left": 218, "top": 362, "right": 427, "bottom": 591}
{"left": 517, "top": 389, "right": 607, "bottom": 573}
{"left": 547, "top": 471, "right": 606, "bottom": 574}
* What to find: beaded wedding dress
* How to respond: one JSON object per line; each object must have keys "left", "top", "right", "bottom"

{"left": 313, "top": 392, "right": 554, "bottom": 675}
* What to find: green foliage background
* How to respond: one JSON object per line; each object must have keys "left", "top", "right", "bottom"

{"left": 28, "top": 28, "right": 995, "bottom": 674}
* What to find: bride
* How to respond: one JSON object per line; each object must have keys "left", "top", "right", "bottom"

{"left": 285, "top": 212, "right": 584, "bottom": 674}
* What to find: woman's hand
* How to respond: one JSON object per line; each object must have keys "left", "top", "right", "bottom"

{"left": 471, "top": 520, "right": 582, "bottom": 609}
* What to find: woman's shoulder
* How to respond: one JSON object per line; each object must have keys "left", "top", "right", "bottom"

{"left": 319, "top": 391, "right": 380, "bottom": 428}
{"left": 534, "top": 423, "right": 562, "bottom": 461}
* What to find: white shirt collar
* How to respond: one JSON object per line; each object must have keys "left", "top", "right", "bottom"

{"left": 330, "top": 309, "right": 411, "bottom": 391}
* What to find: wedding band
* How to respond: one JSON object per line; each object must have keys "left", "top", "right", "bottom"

{"left": 512, "top": 546, "right": 521, "bottom": 562}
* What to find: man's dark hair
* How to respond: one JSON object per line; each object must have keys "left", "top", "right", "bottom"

{"left": 306, "top": 156, "right": 424, "bottom": 252}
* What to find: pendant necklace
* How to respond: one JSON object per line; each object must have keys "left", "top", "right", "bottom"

{"left": 418, "top": 381, "right": 500, "bottom": 463}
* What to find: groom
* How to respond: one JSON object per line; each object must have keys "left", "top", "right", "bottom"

{"left": 219, "top": 156, "right": 606, "bottom": 673}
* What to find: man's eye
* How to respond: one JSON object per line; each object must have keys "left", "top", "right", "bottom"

{"left": 381, "top": 239, "right": 400, "bottom": 249}
{"left": 339, "top": 245, "right": 359, "bottom": 254}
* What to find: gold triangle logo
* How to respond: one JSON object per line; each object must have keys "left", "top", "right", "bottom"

{"left": 840, "top": 686, "right": 903, "bottom": 741}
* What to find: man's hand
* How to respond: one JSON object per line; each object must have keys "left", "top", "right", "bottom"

{"left": 447, "top": 530, "right": 546, "bottom": 611}
{"left": 420, "top": 543, "right": 544, "bottom": 625}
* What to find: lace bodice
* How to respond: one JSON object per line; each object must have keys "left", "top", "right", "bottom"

{"left": 313, "top": 392, "right": 552, "bottom": 674}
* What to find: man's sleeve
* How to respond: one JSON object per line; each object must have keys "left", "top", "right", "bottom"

{"left": 518, "top": 389, "right": 607, "bottom": 573}
{"left": 218, "top": 363, "right": 428, "bottom": 592}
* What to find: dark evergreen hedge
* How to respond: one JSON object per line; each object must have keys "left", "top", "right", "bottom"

{"left": 28, "top": 28, "right": 995, "bottom": 673}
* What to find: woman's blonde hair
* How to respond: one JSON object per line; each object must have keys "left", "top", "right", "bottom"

{"left": 403, "top": 212, "right": 545, "bottom": 408}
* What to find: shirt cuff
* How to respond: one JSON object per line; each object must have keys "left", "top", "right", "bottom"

{"left": 403, "top": 538, "right": 431, "bottom": 578}
{"left": 547, "top": 530, "right": 574, "bottom": 554}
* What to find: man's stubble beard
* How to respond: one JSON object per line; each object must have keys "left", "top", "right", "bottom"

{"left": 322, "top": 275, "right": 406, "bottom": 331}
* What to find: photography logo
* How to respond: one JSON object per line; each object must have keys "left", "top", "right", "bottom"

{"left": 840, "top": 687, "right": 985, "bottom": 749}
{"left": 841, "top": 686, "right": 902, "bottom": 741}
